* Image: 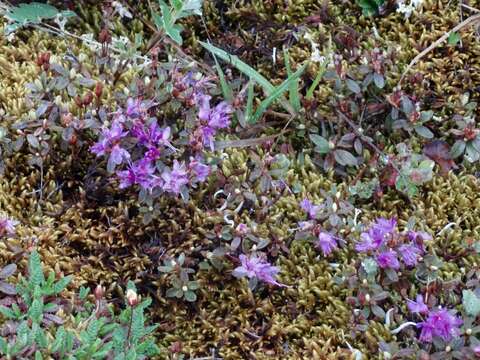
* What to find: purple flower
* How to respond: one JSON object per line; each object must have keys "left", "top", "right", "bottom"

{"left": 125, "top": 98, "right": 144, "bottom": 118}
{"left": 117, "top": 158, "right": 155, "bottom": 189}
{"left": 406, "top": 230, "right": 431, "bottom": 252}
{"left": 235, "top": 223, "right": 249, "bottom": 236}
{"left": 161, "top": 160, "right": 189, "bottom": 195}
{"left": 355, "top": 231, "right": 381, "bottom": 252}
{"left": 316, "top": 232, "right": 338, "bottom": 256}
{"left": 189, "top": 159, "right": 210, "bottom": 182}
{"left": 232, "top": 254, "right": 285, "bottom": 287}
{"left": 199, "top": 125, "right": 216, "bottom": 151}
{"left": 398, "top": 243, "right": 422, "bottom": 267}
{"left": 197, "top": 94, "right": 232, "bottom": 129}
{"left": 418, "top": 309, "right": 462, "bottom": 343}
{"left": 407, "top": 294, "right": 428, "bottom": 315}
{"left": 372, "top": 217, "right": 397, "bottom": 235}
{"left": 376, "top": 249, "right": 400, "bottom": 269}
{"left": 300, "top": 198, "right": 320, "bottom": 220}
{"left": 91, "top": 121, "right": 128, "bottom": 157}
{"left": 109, "top": 144, "right": 130, "bottom": 167}
{"left": 133, "top": 122, "right": 176, "bottom": 151}
{"left": 0, "top": 216, "right": 18, "bottom": 236}
{"left": 91, "top": 121, "right": 130, "bottom": 171}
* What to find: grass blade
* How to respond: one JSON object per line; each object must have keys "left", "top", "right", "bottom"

{"left": 284, "top": 49, "right": 301, "bottom": 112}
{"left": 213, "top": 56, "right": 233, "bottom": 103}
{"left": 245, "top": 81, "right": 255, "bottom": 124}
{"left": 251, "top": 63, "right": 307, "bottom": 123}
{"left": 199, "top": 41, "right": 296, "bottom": 116}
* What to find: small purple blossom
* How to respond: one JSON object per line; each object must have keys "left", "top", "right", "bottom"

{"left": 407, "top": 230, "right": 431, "bottom": 252}
{"left": 116, "top": 158, "right": 155, "bottom": 189}
{"left": 316, "top": 232, "right": 338, "bottom": 256}
{"left": 398, "top": 243, "right": 422, "bottom": 267}
{"left": 355, "top": 231, "right": 380, "bottom": 252}
{"left": 418, "top": 308, "right": 462, "bottom": 343}
{"left": 232, "top": 254, "right": 285, "bottom": 287}
{"left": 91, "top": 121, "right": 128, "bottom": 157}
{"left": 197, "top": 94, "right": 232, "bottom": 130}
{"left": 189, "top": 159, "right": 210, "bottom": 182}
{"left": 407, "top": 294, "right": 428, "bottom": 315}
{"left": 109, "top": 144, "right": 130, "bottom": 167}
{"left": 300, "top": 198, "right": 320, "bottom": 220}
{"left": 235, "top": 223, "right": 249, "bottom": 236}
{"left": 0, "top": 216, "right": 18, "bottom": 236}
{"left": 125, "top": 98, "right": 144, "bottom": 118}
{"left": 161, "top": 160, "right": 189, "bottom": 195}
{"left": 376, "top": 249, "right": 400, "bottom": 269}
{"left": 372, "top": 217, "right": 397, "bottom": 235}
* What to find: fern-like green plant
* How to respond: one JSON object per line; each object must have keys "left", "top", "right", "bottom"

{"left": 0, "top": 250, "right": 160, "bottom": 359}
{"left": 3, "top": 2, "right": 76, "bottom": 35}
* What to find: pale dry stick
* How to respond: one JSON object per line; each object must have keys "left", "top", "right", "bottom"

{"left": 399, "top": 12, "right": 480, "bottom": 85}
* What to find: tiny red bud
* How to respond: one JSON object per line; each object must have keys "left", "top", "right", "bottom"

{"left": 83, "top": 92, "right": 93, "bottom": 106}
{"left": 95, "top": 82, "right": 103, "bottom": 98}
{"left": 74, "top": 96, "right": 83, "bottom": 108}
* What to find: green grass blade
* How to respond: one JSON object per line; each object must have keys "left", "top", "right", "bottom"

{"left": 199, "top": 41, "right": 275, "bottom": 93}
{"left": 245, "top": 81, "right": 255, "bottom": 124}
{"left": 251, "top": 63, "right": 307, "bottom": 123}
{"left": 213, "top": 56, "right": 233, "bottom": 103}
{"left": 284, "top": 49, "right": 301, "bottom": 112}
{"left": 199, "top": 41, "right": 296, "bottom": 115}
{"left": 306, "top": 61, "right": 327, "bottom": 100}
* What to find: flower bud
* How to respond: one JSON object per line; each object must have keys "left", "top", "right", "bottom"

{"left": 83, "top": 91, "right": 93, "bottom": 106}
{"left": 95, "top": 82, "right": 103, "bottom": 98}
{"left": 126, "top": 289, "right": 139, "bottom": 307}
{"left": 94, "top": 284, "right": 105, "bottom": 300}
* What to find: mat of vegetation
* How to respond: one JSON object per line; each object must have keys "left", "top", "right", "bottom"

{"left": 0, "top": 0, "right": 479, "bottom": 359}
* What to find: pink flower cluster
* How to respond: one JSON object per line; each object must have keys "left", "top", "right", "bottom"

{"left": 90, "top": 89, "right": 231, "bottom": 197}
{"left": 299, "top": 198, "right": 340, "bottom": 256}
{"left": 355, "top": 217, "right": 431, "bottom": 270}
{"left": 407, "top": 295, "right": 463, "bottom": 343}
{"left": 232, "top": 254, "right": 286, "bottom": 287}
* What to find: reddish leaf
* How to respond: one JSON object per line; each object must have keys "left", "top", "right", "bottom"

{"left": 423, "top": 140, "right": 458, "bottom": 175}
{"left": 380, "top": 164, "right": 399, "bottom": 188}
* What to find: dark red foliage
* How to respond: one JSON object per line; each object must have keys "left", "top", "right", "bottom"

{"left": 380, "top": 164, "right": 399, "bottom": 187}
{"left": 423, "top": 140, "right": 458, "bottom": 176}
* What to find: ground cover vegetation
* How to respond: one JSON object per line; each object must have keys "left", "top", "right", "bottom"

{"left": 0, "top": 0, "right": 479, "bottom": 358}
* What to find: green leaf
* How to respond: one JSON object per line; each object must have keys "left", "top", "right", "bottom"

{"left": 35, "top": 351, "right": 43, "bottom": 360}
{"left": 334, "top": 149, "right": 357, "bottom": 166}
{"left": 309, "top": 134, "right": 330, "bottom": 153}
{"left": 450, "top": 140, "right": 466, "bottom": 158}
{"left": 213, "top": 58, "right": 233, "bottom": 103}
{"left": 284, "top": 49, "right": 301, "bottom": 112}
{"left": 346, "top": 78, "right": 361, "bottom": 94}
{"left": 463, "top": 290, "right": 480, "bottom": 317}
{"left": 4, "top": 2, "right": 76, "bottom": 35}
{"left": 245, "top": 81, "right": 255, "bottom": 124}
{"left": 251, "top": 63, "right": 306, "bottom": 123}
{"left": 362, "top": 257, "right": 378, "bottom": 276}
{"left": 448, "top": 32, "right": 461, "bottom": 46}
{"left": 130, "top": 306, "right": 145, "bottom": 344}
{"left": 414, "top": 125, "right": 434, "bottom": 139}
{"left": 200, "top": 41, "right": 274, "bottom": 93}
{"left": 29, "top": 298, "right": 44, "bottom": 323}
{"left": 0, "top": 306, "right": 17, "bottom": 319}
{"left": 184, "top": 290, "right": 197, "bottom": 302}
{"left": 53, "top": 275, "right": 72, "bottom": 294}
{"left": 28, "top": 250, "right": 45, "bottom": 287}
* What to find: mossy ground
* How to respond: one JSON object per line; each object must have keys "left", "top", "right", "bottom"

{"left": 0, "top": 1, "right": 480, "bottom": 359}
